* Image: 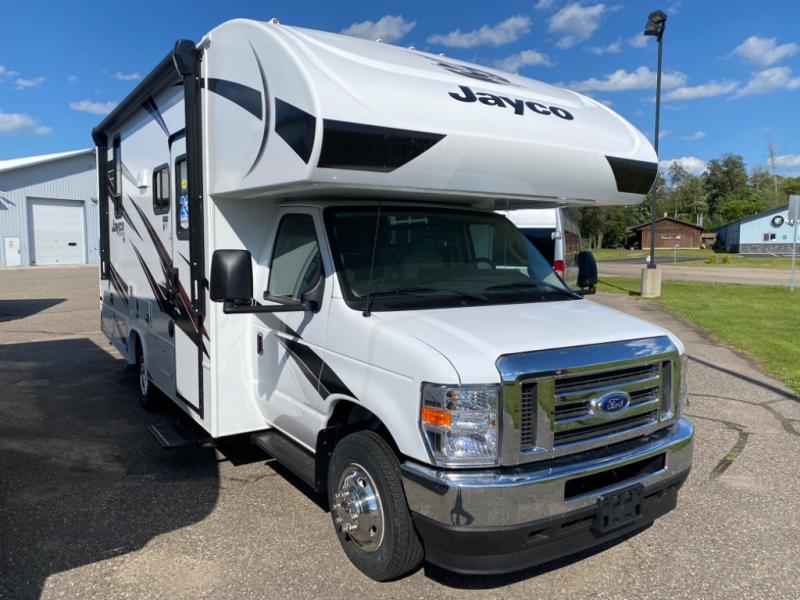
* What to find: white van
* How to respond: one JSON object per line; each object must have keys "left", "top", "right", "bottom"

{"left": 504, "top": 207, "right": 582, "bottom": 288}
{"left": 93, "top": 19, "right": 692, "bottom": 580}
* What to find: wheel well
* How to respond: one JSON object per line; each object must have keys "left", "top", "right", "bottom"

{"left": 314, "top": 401, "right": 400, "bottom": 495}
{"left": 128, "top": 329, "right": 142, "bottom": 364}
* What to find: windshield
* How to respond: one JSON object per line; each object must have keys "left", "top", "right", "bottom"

{"left": 324, "top": 206, "right": 579, "bottom": 312}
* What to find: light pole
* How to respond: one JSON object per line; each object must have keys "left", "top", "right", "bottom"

{"left": 639, "top": 9, "right": 667, "bottom": 299}
{"left": 645, "top": 9, "right": 667, "bottom": 270}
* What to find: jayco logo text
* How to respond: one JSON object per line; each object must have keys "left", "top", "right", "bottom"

{"left": 448, "top": 85, "right": 575, "bottom": 121}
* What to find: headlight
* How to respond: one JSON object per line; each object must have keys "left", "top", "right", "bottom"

{"left": 678, "top": 353, "right": 688, "bottom": 416}
{"left": 420, "top": 383, "right": 499, "bottom": 467}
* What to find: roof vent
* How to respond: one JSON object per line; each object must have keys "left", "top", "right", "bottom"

{"left": 375, "top": 38, "right": 383, "bottom": 43}
{"left": 269, "top": 17, "right": 280, "bottom": 25}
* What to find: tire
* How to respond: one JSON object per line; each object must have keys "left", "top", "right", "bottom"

{"left": 135, "top": 341, "right": 160, "bottom": 411}
{"left": 328, "top": 430, "right": 423, "bottom": 581}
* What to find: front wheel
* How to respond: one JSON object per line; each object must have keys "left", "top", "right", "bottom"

{"left": 136, "top": 343, "right": 160, "bottom": 411}
{"left": 328, "top": 431, "right": 423, "bottom": 581}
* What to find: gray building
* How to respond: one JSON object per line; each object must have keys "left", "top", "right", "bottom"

{"left": 0, "top": 149, "right": 98, "bottom": 267}
{"left": 716, "top": 204, "right": 795, "bottom": 254}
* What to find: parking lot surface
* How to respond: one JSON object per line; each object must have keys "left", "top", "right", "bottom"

{"left": 2, "top": 266, "right": 799, "bottom": 600}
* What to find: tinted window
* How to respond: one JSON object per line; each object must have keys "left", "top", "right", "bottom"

{"left": 153, "top": 164, "right": 170, "bottom": 215}
{"left": 175, "top": 158, "right": 189, "bottom": 240}
{"left": 266, "top": 214, "right": 322, "bottom": 302}
{"left": 325, "top": 207, "right": 574, "bottom": 312}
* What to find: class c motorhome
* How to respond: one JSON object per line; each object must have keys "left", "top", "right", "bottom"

{"left": 93, "top": 19, "right": 693, "bottom": 581}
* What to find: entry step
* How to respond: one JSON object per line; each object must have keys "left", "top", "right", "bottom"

{"left": 148, "top": 422, "right": 200, "bottom": 449}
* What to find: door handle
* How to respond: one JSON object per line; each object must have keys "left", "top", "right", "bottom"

{"left": 256, "top": 333, "right": 264, "bottom": 355}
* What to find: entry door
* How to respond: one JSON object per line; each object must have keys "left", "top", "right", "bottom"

{"left": 4, "top": 237, "right": 21, "bottom": 267}
{"left": 29, "top": 199, "right": 85, "bottom": 265}
{"left": 170, "top": 138, "right": 201, "bottom": 410}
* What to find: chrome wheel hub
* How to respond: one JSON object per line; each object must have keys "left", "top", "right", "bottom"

{"left": 332, "top": 463, "right": 384, "bottom": 552}
{"left": 138, "top": 357, "right": 148, "bottom": 396}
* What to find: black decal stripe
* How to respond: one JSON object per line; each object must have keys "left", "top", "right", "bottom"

{"left": 143, "top": 97, "right": 170, "bottom": 138}
{"left": 168, "top": 128, "right": 186, "bottom": 149}
{"left": 132, "top": 244, "right": 169, "bottom": 314}
{"left": 606, "top": 156, "right": 658, "bottom": 195}
{"left": 244, "top": 42, "right": 271, "bottom": 176}
{"left": 274, "top": 99, "right": 316, "bottom": 164}
{"left": 107, "top": 263, "right": 129, "bottom": 305}
{"left": 129, "top": 198, "right": 172, "bottom": 281}
{"left": 207, "top": 78, "right": 262, "bottom": 120}
{"left": 179, "top": 252, "right": 190, "bottom": 267}
{"left": 279, "top": 338, "right": 324, "bottom": 392}
{"left": 260, "top": 313, "right": 301, "bottom": 338}
{"left": 122, "top": 195, "right": 143, "bottom": 240}
{"left": 318, "top": 362, "right": 355, "bottom": 398}
{"left": 319, "top": 120, "right": 445, "bottom": 172}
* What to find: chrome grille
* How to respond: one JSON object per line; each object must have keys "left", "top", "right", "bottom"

{"left": 498, "top": 337, "right": 680, "bottom": 465}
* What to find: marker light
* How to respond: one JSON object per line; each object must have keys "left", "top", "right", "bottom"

{"left": 420, "top": 384, "right": 500, "bottom": 467}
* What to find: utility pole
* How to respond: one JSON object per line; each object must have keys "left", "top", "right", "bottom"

{"left": 768, "top": 135, "right": 778, "bottom": 196}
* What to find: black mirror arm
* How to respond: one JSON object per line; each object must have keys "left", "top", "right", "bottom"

{"left": 577, "top": 286, "right": 597, "bottom": 296}
{"left": 222, "top": 300, "right": 312, "bottom": 314}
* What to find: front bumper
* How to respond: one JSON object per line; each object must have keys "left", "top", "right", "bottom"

{"left": 401, "top": 418, "right": 693, "bottom": 574}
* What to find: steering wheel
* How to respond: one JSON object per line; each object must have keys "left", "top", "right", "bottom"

{"left": 472, "top": 257, "right": 496, "bottom": 269}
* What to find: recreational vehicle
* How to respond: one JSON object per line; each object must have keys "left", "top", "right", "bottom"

{"left": 503, "top": 207, "right": 582, "bottom": 288}
{"left": 93, "top": 19, "right": 693, "bottom": 580}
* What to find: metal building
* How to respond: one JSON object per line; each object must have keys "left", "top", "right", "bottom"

{"left": 0, "top": 149, "right": 98, "bottom": 267}
{"left": 716, "top": 204, "right": 793, "bottom": 254}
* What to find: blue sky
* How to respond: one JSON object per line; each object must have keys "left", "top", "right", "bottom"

{"left": 1, "top": 1, "right": 799, "bottom": 176}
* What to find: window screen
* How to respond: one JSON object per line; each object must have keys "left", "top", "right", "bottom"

{"left": 175, "top": 157, "right": 189, "bottom": 239}
{"left": 153, "top": 164, "right": 170, "bottom": 215}
{"left": 266, "top": 214, "right": 322, "bottom": 302}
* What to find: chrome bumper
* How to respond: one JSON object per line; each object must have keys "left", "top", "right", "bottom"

{"left": 402, "top": 418, "right": 693, "bottom": 528}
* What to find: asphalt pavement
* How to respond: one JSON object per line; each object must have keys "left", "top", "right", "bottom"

{"left": 1, "top": 266, "right": 799, "bottom": 600}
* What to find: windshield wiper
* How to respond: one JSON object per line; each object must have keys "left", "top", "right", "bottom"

{"left": 366, "top": 286, "right": 488, "bottom": 302}
{"left": 486, "top": 281, "right": 581, "bottom": 299}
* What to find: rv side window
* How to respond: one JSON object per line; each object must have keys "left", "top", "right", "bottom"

{"left": 175, "top": 157, "right": 189, "bottom": 239}
{"left": 152, "top": 164, "right": 170, "bottom": 215}
{"left": 266, "top": 214, "right": 322, "bottom": 303}
{"left": 112, "top": 135, "right": 122, "bottom": 219}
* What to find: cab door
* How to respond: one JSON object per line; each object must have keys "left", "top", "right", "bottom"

{"left": 170, "top": 138, "right": 202, "bottom": 411}
{"left": 254, "top": 209, "right": 330, "bottom": 448}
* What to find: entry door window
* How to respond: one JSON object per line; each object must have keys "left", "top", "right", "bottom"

{"left": 266, "top": 215, "right": 322, "bottom": 302}
{"left": 175, "top": 157, "right": 189, "bottom": 239}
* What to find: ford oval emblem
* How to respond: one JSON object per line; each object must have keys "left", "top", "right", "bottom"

{"left": 591, "top": 391, "right": 631, "bottom": 417}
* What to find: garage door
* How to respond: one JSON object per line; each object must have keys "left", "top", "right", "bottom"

{"left": 29, "top": 199, "right": 86, "bottom": 265}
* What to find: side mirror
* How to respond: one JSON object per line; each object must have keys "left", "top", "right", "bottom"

{"left": 211, "top": 249, "right": 313, "bottom": 314}
{"left": 210, "top": 249, "right": 253, "bottom": 303}
{"left": 576, "top": 250, "right": 598, "bottom": 294}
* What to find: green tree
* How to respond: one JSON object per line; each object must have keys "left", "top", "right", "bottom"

{"left": 703, "top": 154, "right": 748, "bottom": 218}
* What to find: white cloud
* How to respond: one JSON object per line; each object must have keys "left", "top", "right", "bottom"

{"left": 629, "top": 34, "right": 649, "bottom": 49}
{"left": 659, "top": 156, "right": 707, "bottom": 176}
{"left": 659, "top": 129, "right": 671, "bottom": 139}
{"left": 549, "top": 3, "right": 608, "bottom": 48}
{"left": 732, "top": 66, "right": 800, "bottom": 98}
{"left": 535, "top": 0, "right": 557, "bottom": 10}
{"left": 599, "top": 98, "right": 613, "bottom": 106}
{"left": 587, "top": 40, "right": 621, "bottom": 55}
{"left": 494, "top": 50, "right": 553, "bottom": 72}
{"left": 113, "top": 71, "right": 141, "bottom": 82}
{"left": 341, "top": 15, "right": 416, "bottom": 43}
{"left": 732, "top": 36, "right": 799, "bottom": 67}
{"left": 0, "top": 65, "right": 19, "bottom": 80}
{"left": 69, "top": 99, "right": 118, "bottom": 115}
{"left": 0, "top": 109, "right": 52, "bottom": 135}
{"left": 567, "top": 66, "right": 686, "bottom": 92}
{"left": 680, "top": 131, "right": 706, "bottom": 141}
{"left": 774, "top": 154, "right": 800, "bottom": 169}
{"left": 662, "top": 80, "right": 738, "bottom": 101}
{"left": 67, "top": 75, "right": 78, "bottom": 84}
{"left": 14, "top": 76, "right": 45, "bottom": 90}
{"left": 428, "top": 16, "right": 530, "bottom": 48}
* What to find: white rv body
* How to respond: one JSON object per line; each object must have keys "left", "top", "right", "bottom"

{"left": 93, "top": 20, "right": 691, "bottom": 579}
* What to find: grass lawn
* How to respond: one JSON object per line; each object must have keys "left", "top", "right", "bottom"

{"left": 677, "top": 255, "right": 794, "bottom": 269}
{"left": 592, "top": 248, "right": 712, "bottom": 262}
{"left": 596, "top": 276, "right": 800, "bottom": 393}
